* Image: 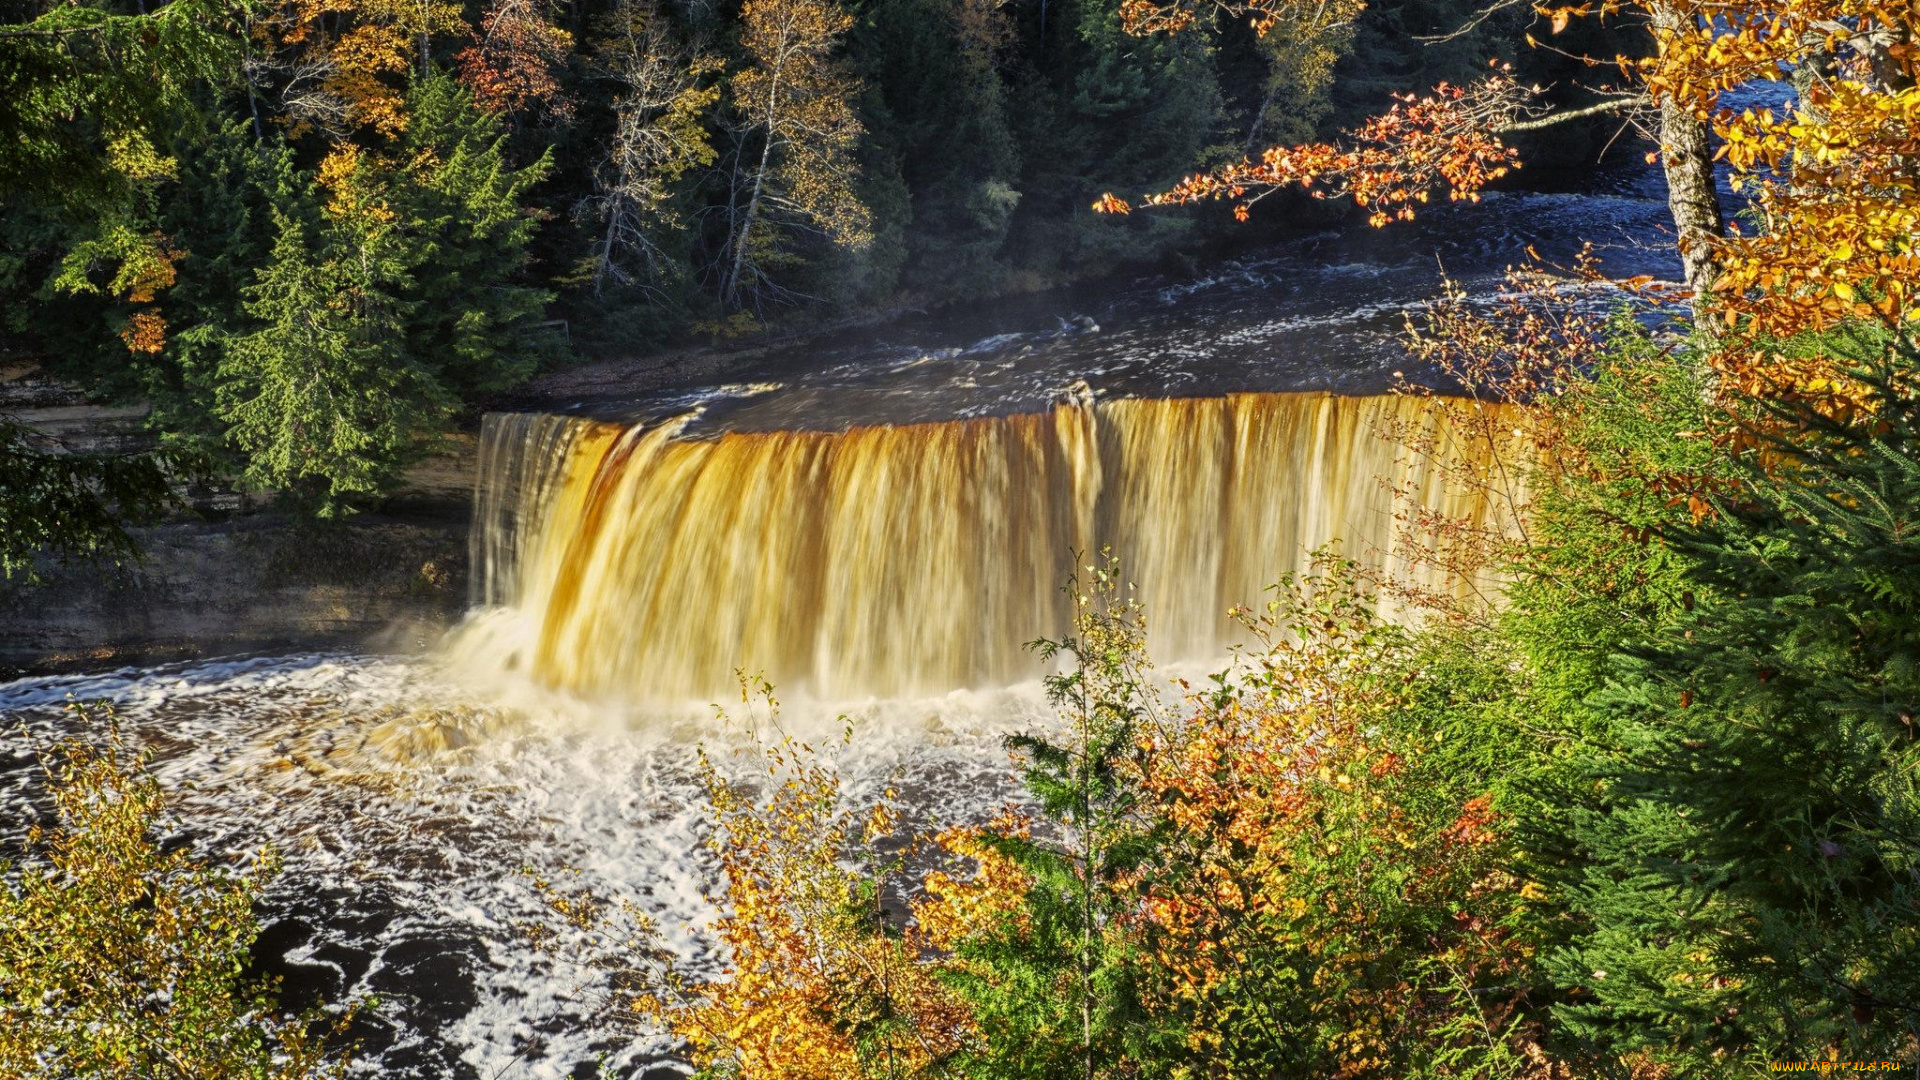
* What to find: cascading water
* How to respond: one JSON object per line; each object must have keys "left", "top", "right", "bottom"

{"left": 1, "top": 160, "right": 1676, "bottom": 1078}
{"left": 453, "top": 391, "right": 1520, "bottom": 703}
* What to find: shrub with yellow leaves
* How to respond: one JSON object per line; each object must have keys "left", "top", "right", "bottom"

{"left": 0, "top": 703, "right": 357, "bottom": 1080}
{"left": 536, "top": 680, "right": 973, "bottom": 1080}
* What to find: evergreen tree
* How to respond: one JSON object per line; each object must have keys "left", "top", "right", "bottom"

{"left": 145, "top": 122, "right": 303, "bottom": 467}
{"left": 0, "top": 0, "right": 235, "bottom": 219}
{"left": 849, "top": 0, "right": 1021, "bottom": 295}
{"left": 394, "top": 72, "right": 561, "bottom": 394}
{"left": 1002, "top": 0, "right": 1225, "bottom": 278}
{"left": 1549, "top": 332, "right": 1920, "bottom": 1071}
{"left": 215, "top": 169, "right": 452, "bottom": 514}
{"left": 938, "top": 561, "right": 1168, "bottom": 1080}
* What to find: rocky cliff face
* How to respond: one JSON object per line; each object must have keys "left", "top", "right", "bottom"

{"left": 0, "top": 362, "right": 478, "bottom": 676}
{"left": 0, "top": 516, "right": 471, "bottom": 676}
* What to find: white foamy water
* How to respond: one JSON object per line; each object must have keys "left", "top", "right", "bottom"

{"left": 0, "top": 146, "right": 1713, "bottom": 1077}
{"left": 0, "top": 651, "right": 1057, "bottom": 1079}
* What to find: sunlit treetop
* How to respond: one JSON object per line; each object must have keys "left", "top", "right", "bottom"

{"left": 454, "top": 0, "right": 575, "bottom": 124}
{"left": 261, "top": 0, "right": 470, "bottom": 138}
{"left": 1631, "top": 0, "right": 1918, "bottom": 399}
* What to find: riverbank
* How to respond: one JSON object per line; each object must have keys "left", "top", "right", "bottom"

{"left": 1, "top": 360, "right": 477, "bottom": 676}
{"left": 0, "top": 514, "right": 469, "bottom": 678}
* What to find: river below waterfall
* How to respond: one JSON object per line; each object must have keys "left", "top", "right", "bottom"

{"left": 2, "top": 157, "right": 1690, "bottom": 1079}
{"left": 0, "top": 657, "right": 1050, "bottom": 1079}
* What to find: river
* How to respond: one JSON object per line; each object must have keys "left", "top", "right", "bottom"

{"left": 1, "top": 154, "right": 1690, "bottom": 1079}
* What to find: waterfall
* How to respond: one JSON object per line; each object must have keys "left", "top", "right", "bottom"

{"left": 453, "top": 392, "right": 1520, "bottom": 703}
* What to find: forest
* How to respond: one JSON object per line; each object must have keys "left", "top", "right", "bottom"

{"left": 2, "top": 0, "right": 1918, "bottom": 1076}
{"left": 0, "top": 0, "right": 1611, "bottom": 528}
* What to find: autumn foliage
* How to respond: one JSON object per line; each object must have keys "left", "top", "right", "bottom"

{"left": 1116, "top": 0, "right": 1358, "bottom": 37}
{"left": 0, "top": 706, "right": 356, "bottom": 1079}
{"left": 721, "top": 0, "right": 872, "bottom": 306}
{"left": 548, "top": 561, "right": 1551, "bottom": 1079}
{"left": 660, "top": 729, "right": 974, "bottom": 1079}
{"left": 1682, "top": 1, "right": 1919, "bottom": 398}
{"left": 533, "top": 684, "right": 975, "bottom": 1080}
{"left": 1118, "top": 569, "right": 1540, "bottom": 1078}
{"left": 454, "top": 0, "right": 575, "bottom": 122}
{"left": 1105, "top": 0, "right": 1919, "bottom": 402}
{"left": 1098, "top": 68, "right": 1527, "bottom": 227}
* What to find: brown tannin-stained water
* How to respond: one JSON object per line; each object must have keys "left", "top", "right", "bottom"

{"left": 452, "top": 392, "right": 1518, "bottom": 704}
{"left": 0, "top": 161, "right": 1699, "bottom": 1079}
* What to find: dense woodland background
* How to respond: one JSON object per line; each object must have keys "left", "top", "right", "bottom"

{"left": 0, "top": 0, "right": 1622, "bottom": 522}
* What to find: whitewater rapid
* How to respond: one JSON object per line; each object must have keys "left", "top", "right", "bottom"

{"left": 0, "top": 654, "right": 1053, "bottom": 1078}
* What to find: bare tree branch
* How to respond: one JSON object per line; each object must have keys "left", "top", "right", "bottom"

{"left": 1495, "top": 93, "right": 1650, "bottom": 133}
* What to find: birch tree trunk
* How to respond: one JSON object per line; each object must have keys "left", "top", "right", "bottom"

{"left": 1649, "top": 2, "right": 1728, "bottom": 302}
